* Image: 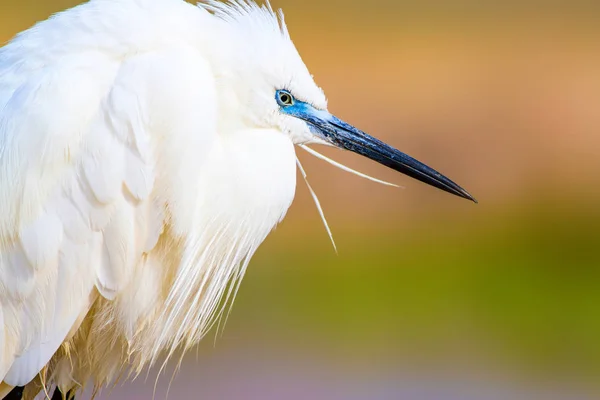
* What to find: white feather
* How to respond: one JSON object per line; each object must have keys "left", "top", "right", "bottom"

{"left": 296, "top": 158, "right": 337, "bottom": 253}
{"left": 299, "top": 144, "right": 400, "bottom": 188}
{"left": 0, "top": 0, "right": 326, "bottom": 395}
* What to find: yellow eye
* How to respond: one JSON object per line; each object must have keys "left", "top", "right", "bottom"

{"left": 276, "top": 90, "right": 295, "bottom": 107}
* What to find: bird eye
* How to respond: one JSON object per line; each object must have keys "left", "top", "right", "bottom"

{"left": 276, "top": 90, "right": 295, "bottom": 107}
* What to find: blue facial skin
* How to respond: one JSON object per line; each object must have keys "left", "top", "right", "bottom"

{"left": 275, "top": 89, "right": 476, "bottom": 203}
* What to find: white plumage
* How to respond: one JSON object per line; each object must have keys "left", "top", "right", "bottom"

{"left": 0, "top": 0, "right": 475, "bottom": 397}
{"left": 0, "top": 0, "right": 306, "bottom": 395}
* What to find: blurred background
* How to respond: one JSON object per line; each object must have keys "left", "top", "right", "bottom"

{"left": 3, "top": 0, "right": 600, "bottom": 399}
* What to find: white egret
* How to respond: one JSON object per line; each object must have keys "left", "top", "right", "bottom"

{"left": 0, "top": 0, "right": 475, "bottom": 398}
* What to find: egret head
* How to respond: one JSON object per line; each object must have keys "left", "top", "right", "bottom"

{"left": 203, "top": 0, "right": 475, "bottom": 202}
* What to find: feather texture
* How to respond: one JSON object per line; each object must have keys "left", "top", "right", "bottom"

{"left": 0, "top": 0, "right": 310, "bottom": 395}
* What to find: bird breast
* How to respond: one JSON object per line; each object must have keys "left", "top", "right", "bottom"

{"left": 197, "top": 128, "right": 297, "bottom": 224}
{"left": 145, "top": 126, "right": 298, "bottom": 360}
{"left": 57, "top": 127, "right": 299, "bottom": 385}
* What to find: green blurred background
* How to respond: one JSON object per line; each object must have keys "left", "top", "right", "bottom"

{"left": 3, "top": 0, "right": 600, "bottom": 399}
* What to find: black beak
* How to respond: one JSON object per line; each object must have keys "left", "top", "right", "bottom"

{"left": 290, "top": 105, "right": 476, "bottom": 203}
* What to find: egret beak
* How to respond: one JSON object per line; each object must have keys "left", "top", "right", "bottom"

{"left": 285, "top": 102, "right": 476, "bottom": 203}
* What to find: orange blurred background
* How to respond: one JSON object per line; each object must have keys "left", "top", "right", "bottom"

{"left": 2, "top": 1, "right": 600, "bottom": 399}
